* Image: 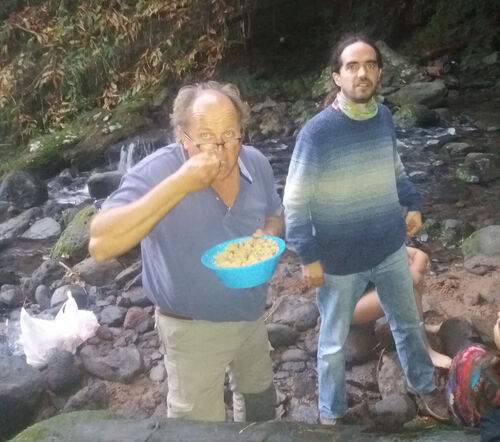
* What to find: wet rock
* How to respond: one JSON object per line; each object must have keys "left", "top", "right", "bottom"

{"left": 267, "top": 323, "right": 299, "bottom": 348}
{"left": 80, "top": 345, "right": 143, "bottom": 383}
{"left": 51, "top": 204, "right": 96, "bottom": 264}
{"left": 100, "top": 305, "right": 127, "bottom": 327}
{"left": 0, "top": 207, "right": 41, "bottom": 247}
{"left": 0, "top": 284, "right": 23, "bottom": 307}
{"left": 0, "top": 356, "right": 46, "bottom": 440}
{"left": 387, "top": 80, "right": 447, "bottom": 108}
{"left": 378, "top": 353, "right": 407, "bottom": 398}
{"left": 0, "top": 171, "right": 48, "bottom": 209}
{"left": 438, "top": 317, "right": 481, "bottom": 358}
{"left": 270, "top": 296, "right": 319, "bottom": 331}
{"left": 456, "top": 153, "right": 500, "bottom": 183}
{"left": 86, "top": 171, "right": 124, "bottom": 199}
{"left": 345, "top": 323, "right": 377, "bottom": 365}
{"left": 444, "top": 142, "right": 475, "bottom": 157}
{"left": 64, "top": 381, "right": 109, "bottom": 412}
{"left": 43, "top": 349, "right": 83, "bottom": 394}
{"left": 374, "top": 393, "right": 417, "bottom": 429}
{"left": 20, "top": 217, "right": 61, "bottom": 240}
{"left": 393, "top": 104, "right": 440, "bottom": 128}
{"left": 73, "top": 256, "right": 123, "bottom": 286}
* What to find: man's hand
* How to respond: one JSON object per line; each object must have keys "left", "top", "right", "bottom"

{"left": 176, "top": 152, "right": 221, "bottom": 192}
{"left": 406, "top": 211, "right": 422, "bottom": 235}
{"left": 301, "top": 261, "right": 324, "bottom": 288}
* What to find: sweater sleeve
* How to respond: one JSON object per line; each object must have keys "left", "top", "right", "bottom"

{"left": 283, "top": 129, "right": 321, "bottom": 264}
{"left": 394, "top": 143, "right": 423, "bottom": 212}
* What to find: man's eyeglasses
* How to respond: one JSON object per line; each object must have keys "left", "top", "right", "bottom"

{"left": 183, "top": 131, "right": 241, "bottom": 153}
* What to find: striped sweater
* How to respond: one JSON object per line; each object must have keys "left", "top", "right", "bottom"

{"left": 283, "top": 104, "right": 422, "bottom": 275}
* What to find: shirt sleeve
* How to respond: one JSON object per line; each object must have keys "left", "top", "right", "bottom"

{"left": 283, "top": 130, "right": 321, "bottom": 264}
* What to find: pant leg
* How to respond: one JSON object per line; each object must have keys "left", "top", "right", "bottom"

{"left": 371, "top": 245, "right": 435, "bottom": 394}
{"left": 228, "top": 317, "right": 275, "bottom": 422}
{"left": 155, "top": 313, "right": 231, "bottom": 421}
{"left": 316, "top": 272, "right": 369, "bottom": 419}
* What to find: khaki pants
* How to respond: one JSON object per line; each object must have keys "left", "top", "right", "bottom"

{"left": 155, "top": 311, "right": 274, "bottom": 421}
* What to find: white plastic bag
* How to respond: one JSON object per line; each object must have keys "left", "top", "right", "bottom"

{"left": 20, "top": 292, "right": 99, "bottom": 368}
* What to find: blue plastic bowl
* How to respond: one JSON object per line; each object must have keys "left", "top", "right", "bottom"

{"left": 201, "top": 236, "right": 286, "bottom": 289}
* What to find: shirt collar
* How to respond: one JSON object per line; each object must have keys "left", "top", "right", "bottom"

{"left": 238, "top": 148, "right": 253, "bottom": 183}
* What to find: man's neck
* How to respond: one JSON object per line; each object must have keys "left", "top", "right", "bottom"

{"left": 333, "top": 91, "right": 378, "bottom": 121}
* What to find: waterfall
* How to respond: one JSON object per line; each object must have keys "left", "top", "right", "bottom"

{"left": 117, "top": 139, "right": 156, "bottom": 172}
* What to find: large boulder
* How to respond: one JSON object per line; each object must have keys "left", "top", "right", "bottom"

{"left": 86, "top": 171, "right": 123, "bottom": 200}
{"left": 387, "top": 80, "right": 447, "bottom": 108}
{"left": 456, "top": 153, "right": 500, "bottom": 183}
{"left": 393, "top": 104, "right": 440, "bottom": 128}
{"left": 462, "top": 225, "right": 500, "bottom": 260}
{"left": 51, "top": 204, "right": 96, "bottom": 264}
{"left": 0, "top": 356, "right": 46, "bottom": 440}
{"left": 0, "top": 171, "right": 48, "bottom": 209}
{"left": 73, "top": 256, "right": 124, "bottom": 286}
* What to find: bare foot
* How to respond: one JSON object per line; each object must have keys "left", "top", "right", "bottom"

{"left": 427, "top": 345, "right": 452, "bottom": 369}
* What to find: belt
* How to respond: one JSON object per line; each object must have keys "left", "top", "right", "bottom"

{"left": 158, "top": 308, "right": 193, "bottom": 320}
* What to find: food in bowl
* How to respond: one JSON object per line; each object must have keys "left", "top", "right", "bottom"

{"left": 214, "top": 237, "right": 279, "bottom": 267}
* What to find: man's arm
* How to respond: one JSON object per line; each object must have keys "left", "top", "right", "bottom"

{"left": 89, "top": 152, "right": 221, "bottom": 261}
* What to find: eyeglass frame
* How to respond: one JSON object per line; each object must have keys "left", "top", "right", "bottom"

{"left": 182, "top": 130, "right": 242, "bottom": 153}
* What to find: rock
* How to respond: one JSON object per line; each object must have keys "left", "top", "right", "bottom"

{"left": 456, "top": 153, "right": 500, "bottom": 183}
{"left": 115, "top": 261, "right": 142, "bottom": 286}
{"left": 34, "top": 285, "right": 51, "bottom": 309}
{"left": 30, "top": 259, "right": 66, "bottom": 291}
{"left": 463, "top": 291, "right": 482, "bottom": 306}
{"left": 11, "top": 410, "right": 481, "bottom": 442}
{"left": 73, "top": 256, "right": 123, "bottom": 286}
{"left": 80, "top": 346, "right": 143, "bottom": 383}
{"left": 483, "top": 52, "right": 498, "bottom": 65}
{"left": 267, "top": 323, "right": 299, "bottom": 348}
{"left": 433, "top": 107, "right": 452, "bottom": 124}
{"left": 462, "top": 225, "right": 500, "bottom": 260}
{"left": 280, "top": 361, "right": 306, "bottom": 372}
{"left": 281, "top": 348, "right": 309, "bottom": 362}
{"left": 346, "top": 360, "right": 379, "bottom": 392}
{"left": 0, "top": 284, "right": 23, "bottom": 307}
{"left": 377, "top": 353, "right": 407, "bottom": 398}
{"left": 270, "top": 296, "right": 319, "bottom": 331}
{"left": 345, "top": 323, "right": 376, "bottom": 365}
{"left": 374, "top": 393, "right": 417, "bottom": 429}
{"left": 50, "top": 284, "right": 88, "bottom": 309}
{"left": 0, "top": 269, "right": 18, "bottom": 285}
{"left": 393, "top": 104, "right": 439, "bottom": 128}
{"left": 438, "top": 317, "right": 481, "bottom": 358}
{"left": 374, "top": 317, "right": 395, "bottom": 350}
{"left": 149, "top": 364, "right": 166, "bottom": 382}
{"left": 304, "top": 335, "right": 318, "bottom": 356}
{"left": 0, "top": 207, "right": 41, "bottom": 247}
{"left": 471, "top": 310, "right": 498, "bottom": 347}
{"left": 51, "top": 204, "right": 96, "bottom": 264}
{"left": 0, "top": 171, "right": 48, "bottom": 209}
{"left": 125, "top": 286, "right": 153, "bottom": 307}
{"left": 64, "top": 381, "right": 109, "bottom": 412}
{"left": 444, "top": 142, "right": 475, "bottom": 157}
{"left": 100, "top": 305, "right": 127, "bottom": 327}
{"left": 387, "top": 80, "right": 447, "bottom": 108}
{"left": 86, "top": 171, "right": 124, "bottom": 199}
{"left": 0, "top": 356, "right": 46, "bottom": 440}
{"left": 20, "top": 217, "right": 61, "bottom": 240}
{"left": 43, "top": 349, "right": 83, "bottom": 394}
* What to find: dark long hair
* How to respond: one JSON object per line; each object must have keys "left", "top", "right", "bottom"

{"left": 323, "top": 33, "right": 383, "bottom": 107}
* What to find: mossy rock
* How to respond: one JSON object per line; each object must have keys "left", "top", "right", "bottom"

{"left": 51, "top": 204, "right": 96, "bottom": 265}
{"left": 461, "top": 225, "right": 500, "bottom": 260}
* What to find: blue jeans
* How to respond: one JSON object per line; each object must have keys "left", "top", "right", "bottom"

{"left": 316, "top": 244, "right": 436, "bottom": 419}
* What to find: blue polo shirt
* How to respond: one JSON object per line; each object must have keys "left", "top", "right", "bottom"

{"left": 102, "top": 143, "right": 283, "bottom": 321}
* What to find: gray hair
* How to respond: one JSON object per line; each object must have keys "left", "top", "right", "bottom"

{"left": 170, "top": 81, "right": 250, "bottom": 133}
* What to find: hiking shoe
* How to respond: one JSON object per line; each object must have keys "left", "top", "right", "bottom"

{"left": 319, "top": 415, "right": 338, "bottom": 426}
{"left": 407, "top": 387, "right": 449, "bottom": 421}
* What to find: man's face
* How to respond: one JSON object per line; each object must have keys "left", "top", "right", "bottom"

{"left": 183, "top": 90, "right": 241, "bottom": 182}
{"left": 332, "top": 41, "right": 381, "bottom": 103}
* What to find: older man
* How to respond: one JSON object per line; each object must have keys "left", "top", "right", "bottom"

{"left": 283, "top": 35, "right": 448, "bottom": 424}
{"left": 89, "top": 81, "right": 284, "bottom": 422}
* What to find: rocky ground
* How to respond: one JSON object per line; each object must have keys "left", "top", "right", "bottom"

{"left": 1, "top": 43, "right": 499, "bottom": 441}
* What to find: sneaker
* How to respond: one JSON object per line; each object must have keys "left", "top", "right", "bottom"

{"left": 407, "top": 387, "right": 449, "bottom": 422}
{"left": 319, "top": 415, "right": 338, "bottom": 426}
